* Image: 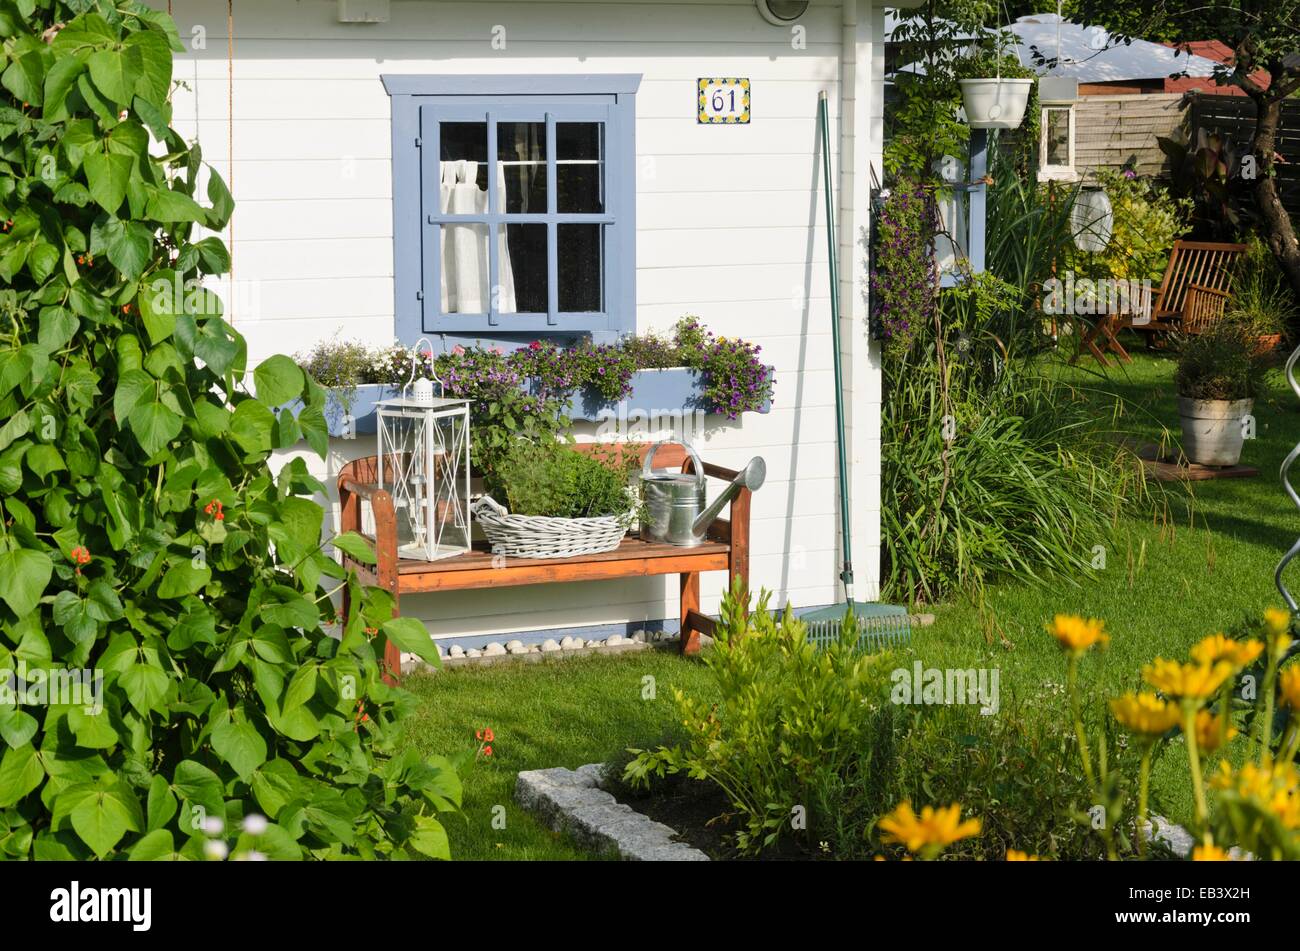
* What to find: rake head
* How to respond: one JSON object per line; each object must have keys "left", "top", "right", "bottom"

{"left": 802, "top": 601, "right": 912, "bottom": 652}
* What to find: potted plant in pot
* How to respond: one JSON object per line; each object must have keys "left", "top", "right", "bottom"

{"left": 1174, "top": 323, "right": 1265, "bottom": 466}
{"left": 471, "top": 440, "right": 639, "bottom": 558}
{"left": 1222, "top": 237, "right": 1296, "bottom": 357}
{"left": 956, "top": 35, "right": 1035, "bottom": 130}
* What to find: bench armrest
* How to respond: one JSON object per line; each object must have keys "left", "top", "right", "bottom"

{"left": 336, "top": 478, "right": 399, "bottom": 594}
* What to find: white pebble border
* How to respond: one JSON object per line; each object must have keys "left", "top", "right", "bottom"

{"left": 401, "top": 629, "right": 688, "bottom": 674}
{"left": 515, "top": 763, "right": 710, "bottom": 861}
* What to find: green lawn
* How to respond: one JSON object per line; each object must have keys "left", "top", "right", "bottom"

{"left": 401, "top": 348, "right": 1300, "bottom": 859}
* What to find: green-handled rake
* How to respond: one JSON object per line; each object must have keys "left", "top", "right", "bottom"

{"left": 802, "top": 91, "right": 911, "bottom": 652}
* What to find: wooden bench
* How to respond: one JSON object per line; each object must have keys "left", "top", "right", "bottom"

{"left": 336, "top": 442, "right": 752, "bottom": 678}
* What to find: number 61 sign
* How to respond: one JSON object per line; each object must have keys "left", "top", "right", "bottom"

{"left": 698, "top": 78, "right": 751, "bottom": 124}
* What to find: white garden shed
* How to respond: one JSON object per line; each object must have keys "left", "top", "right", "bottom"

{"left": 158, "top": 0, "right": 900, "bottom": 646}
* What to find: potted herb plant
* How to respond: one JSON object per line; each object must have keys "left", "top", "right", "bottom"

{"left": 1223, "top": 237, "right": 1296, "bottom": 356}
{"left": 471, "top": 441, "right": 638, "bottom": 558}
{"left": 1174, "top": 323, "right": 1264, "bottom": 466}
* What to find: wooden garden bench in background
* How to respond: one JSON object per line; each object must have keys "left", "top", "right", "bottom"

{"left": 336, "top": 441, "right": 752, "bottom": 679}
{"left": 1073, "top": 240, "right": 1246, "bottom": 365}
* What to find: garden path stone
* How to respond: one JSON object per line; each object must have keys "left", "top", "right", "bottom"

{"left": 606, "top": 634, "right": 626, "bottom": 646}
{"left": 516, "top": 764, "right": 709, "bottom": 861}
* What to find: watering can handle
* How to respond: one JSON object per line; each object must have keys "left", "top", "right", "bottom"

{"left": 642, "top": 440, "right": 706, "bottom": 486}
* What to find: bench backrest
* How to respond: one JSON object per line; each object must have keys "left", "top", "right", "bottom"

{"left": 1153, "top": 240, "right": 1246, "bottom": 318}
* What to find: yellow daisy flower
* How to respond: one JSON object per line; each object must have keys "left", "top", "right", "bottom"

{"left": 1279, "top": 664, "right": 1300, "bottom": 711}
{"left": 1192, "top": 844, "right": 1231, "bottom": 861}
{"left": 1005, "top": 849, "right": 1039, "bottom": 861}
{"left": 1190, "top": 634, "right": 1264, "bottom": 670}
{"left": 878, "top": 801, "right": 981, "bottom": 854}
{"left": 1189, "top": 709, "right": 1237, "bottom": 753}
{"left": 1142, "top": 658, "right": 1235, "bottom": 702}
{"left": 1047, "top": 614, "right": 1109, "bottom": 656}
{"left": 1212, "top": 761, "right": 1300, "bottom": 830}
{"left": 1264, "top": 608, "right": 1293, "bottom": 658}
{"left": 1110, "top": 692, "right": 1180, "bottom": 737}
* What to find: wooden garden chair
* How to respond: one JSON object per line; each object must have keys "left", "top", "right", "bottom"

{"left": 1072, "top": 240, "right": 1246, "bottom": 364}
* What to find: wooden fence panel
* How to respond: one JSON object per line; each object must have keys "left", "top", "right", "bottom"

{"left": 1189, "top": 94, "right": 1300, "bottom": 219}
{"left": 1074, "top": 93, "right": 1186, "bottom": 180}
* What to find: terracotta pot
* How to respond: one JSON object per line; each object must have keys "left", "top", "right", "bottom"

{"left": 1252, "top": 334, "right": 1283, "bottom": 356}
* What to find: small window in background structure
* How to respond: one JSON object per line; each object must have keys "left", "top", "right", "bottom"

{"left": 1038, "top": 105, "right": 1078, "bottom": 182}
{"left": 384, "top": 76, "right": 640, "bottom": 344}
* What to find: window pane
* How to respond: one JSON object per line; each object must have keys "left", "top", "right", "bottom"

{"left": 441, "top": 223, "right": 490, "bottom": 313}
{"left": 500, "top": 223, "right": 547, "bottom": 314}
{"left": 1045, "top": 108, "right": 1070, "bottom": 166}
{"left": 558, "top": 224, "right": 602, "bottom": 312}
{"left": 497, "top": 121, "right": 547, "bottom": 214}
{"left": 557, "top": 122, "right": 605, "bottom": 213}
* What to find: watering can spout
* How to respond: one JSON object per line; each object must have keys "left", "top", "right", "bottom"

{"left": 691, "top": 457, "right": 766, "bottom": 539}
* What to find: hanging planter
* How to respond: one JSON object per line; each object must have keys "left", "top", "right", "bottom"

{"left": 958, "top": 77, "right": 1033, "bottom": 130}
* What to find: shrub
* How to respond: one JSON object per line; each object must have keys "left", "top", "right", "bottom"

{"left": 0, "top": 1, "right": 456, "bottom": 860}
{"left": 1080, "top": 169, "right": 1192, "bottom": 284}
{"left": 624, "top": 582, "right": 895, "bottom": 854}
{"left": 488, "top": 441, "right": 635, "bottom": 519}
{"left": 1224, "top": 235, "right": 1298, "bottom": 339}
{"left": 1175, "top": 322, "right": 1264, "bottom": 401}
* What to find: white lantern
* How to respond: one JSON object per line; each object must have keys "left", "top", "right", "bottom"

{"left": 375, "top": 338, "right": 471, "bottom": 561}
{"left": 1071, "top": 186, "right": 1114, "bottom": 253}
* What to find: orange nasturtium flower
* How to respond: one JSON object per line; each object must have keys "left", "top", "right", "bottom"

{"left": 1278, "top": 665, "right": 1300, "bottom": 712}
{"left": 1192, "top": 844, "right": 1231, "bottom": 861}
{"left": 1046, "top": 615, "right": 1109, "bottom": 657}
{"left": 1190, "top": 634, "right": 1264, "bottom": 671}
{"left": 878, "top": 801, "right": 981, "bottom": 855}
{"left": 1190, "top": 709, "right": 1237, "bottom": 754}
{"left": 1109, "top": 692, "right": 1180, "bottom": 738}
{"left": 1141, "top": 658, "right": 1234, "bottom": 703}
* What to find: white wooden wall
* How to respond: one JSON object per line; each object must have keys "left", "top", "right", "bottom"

{"left": 159, "top": 0, "right": 885, "bottom": 639}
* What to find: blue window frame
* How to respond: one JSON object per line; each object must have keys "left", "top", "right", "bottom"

{"left": 383, "top": 75, "right": 641, "bottom": 346}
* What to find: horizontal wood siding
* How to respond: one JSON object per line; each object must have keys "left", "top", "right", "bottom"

{"left": 1075, "top": 94, "right": 1186, "bottom": 180}
{"left": 161, "top": 0, "right": 883, "bottom": 637}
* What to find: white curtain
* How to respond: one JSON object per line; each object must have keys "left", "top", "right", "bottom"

{"left": 439, "top": 160, "right": 516, "bottom": 314}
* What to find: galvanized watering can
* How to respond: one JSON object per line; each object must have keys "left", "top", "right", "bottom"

{"left": 639, "top": 441, "right": 766, "bottom": 547}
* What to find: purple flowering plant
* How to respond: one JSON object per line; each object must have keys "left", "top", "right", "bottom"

{"left": 870, "top": 178, "right": 938, "bottom": 358}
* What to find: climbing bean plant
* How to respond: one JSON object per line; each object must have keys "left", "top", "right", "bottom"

{"left": 0, "top": 0, "right": 457, "bottom": 860}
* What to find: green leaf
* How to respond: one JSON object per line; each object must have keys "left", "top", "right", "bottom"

{"left": 0, "top": 547, "right": 52, "bottom": 617}
{"left": 205, "top": 166, "right": 234, "bottom": 231}
{"left": 124, "top": 28, "right": 172, "bottom": 105}
{"left": 25, "top": 444, "right": 64, "bottom": 479}
{"left": 43, "top": 54, "right": 85, "bottom": 121}
{"left": 0, "top": 410, "right": 29, "bottom": 452}
{"left": 253, "top": 355, "right": 304, "bottom": 408}
{"left": 118, "top": 661, "right": 170, "bottom": 714}
{"left": 281, "top": 665, "right": 317, "bottom": 714}
{"left": 156, "top": 561, "right": 211, "bottom": 599}
{"left": 0, "top": 707, "right": 38, "bottom": 750}
{"left": 27, "top": 242, "right": 59, "bottom": 283}
{"left": 146, "top": 774, "right": 178, "bottom": 833}
{"left": 145, "top": 185, "right": 206, "bottom": 223}
{"left": 126, "top": 399, "right": 182, "bottom": 456}
{"left": 68, "top": 782, "right": 142, "bottom": 858}
{"left": 408, "top": 814, "right": 451, "bottom": 860}
{"left": 172, "top": 760, "right": 223, "bottom": 820}
{"left": 382, "top": 617, "right": 439, "bottom": 665}
{"left": 211, "top": 720, "right": 267, "bottom": 782}
{"left": 139, "top": 270, "right": 179, "bottom": 343}
{"left": 0, "top": 744, "right": 44, "bottom": 807}
{"left": 83, "top": 150, "right": 133, "bottom": 213}
{"left": 128, "top": 828, "right": 177, "bottom": 860}
{"left": 104, "top": 219, "right": 153, "bottom": 281}
{"left": 332, "top": 531, "right": 377, "bottom": 565}
{"left": 113, "top": 369, "right": 154, "bottom": 424}
{"left": 37, "top": 308, "right": 77, "bottom": 351}
{"left": 86, "top": 45, "right": 142, "bottom": 105}
{"left": 230, "top": 399, "right": 275, "bottom": 455}
{"left": 2, "top": 52, "right": 47, "bottom": 107}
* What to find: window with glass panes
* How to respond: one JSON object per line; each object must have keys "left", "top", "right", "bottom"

{"left": 384, "top": 76, "right": 639, "bottom": 342}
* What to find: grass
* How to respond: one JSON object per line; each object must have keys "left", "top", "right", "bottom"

{"left": 401, "top": 346, "right": 1300, "bottom": 858}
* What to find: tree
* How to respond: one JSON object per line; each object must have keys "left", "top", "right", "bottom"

{"left": 1076, "top": 0, "right": 1300, "bottom": 301}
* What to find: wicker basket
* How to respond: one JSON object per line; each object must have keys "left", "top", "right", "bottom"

{"left": 471, "top": 495, "right": 631, "bottom": 559}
